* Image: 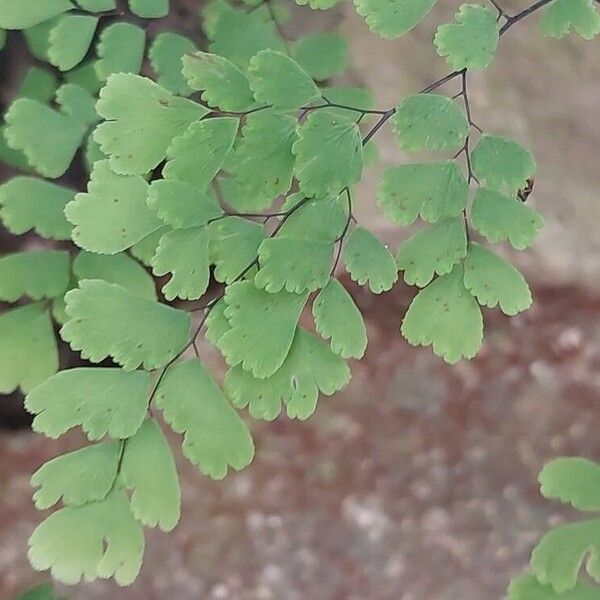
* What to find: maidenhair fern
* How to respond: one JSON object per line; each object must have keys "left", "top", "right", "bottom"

{"left": 0, "top": 0, "right": 597, "bottom": 590}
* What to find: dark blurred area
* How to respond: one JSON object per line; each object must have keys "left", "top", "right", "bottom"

{"left": 1, "top": 1, "right": 599, "bottom": 599}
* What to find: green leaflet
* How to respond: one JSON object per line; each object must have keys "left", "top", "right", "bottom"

{"left": 66, "top": 160, "right": 163, "bottom": 254}
{"left": 353, "top": 0, "right": 437, "bottom": 38}
{"left": 65, "top": 60, "right": 102, "bottom": 96}
{"left": 507, "top": 574, "right": 600, "bottom": 600}
{"left": 209, "top": 217, "right": 265, "bottom": 284}
{"left": 393, "top": 94, "right": 469, "bottom": 152}
{"left": 182, "top": 52, "right": 255, "bottom": 112}
{"left": 55, "top": 84, "right": 98, "bottom": 126}
{"left": 538, "top": 457, "right": 600, "bottom": 512}
{"left": 128, "top": 0, "right": 169, "bottom": 18}
{"left": 396, "top": 217, "right": 467, "bottom": 287}
{"left": 0, "top": 303, "right": 58, "bottom": 394}
{"left": 225, "top": 328, "right": 351, "bottom": 421}
{"left": 295, "top": 0, "right": 340, "bottom": 9}
{"left": 531, "top": 519, "right": 600, "bottom": 593}
{"left": 151, "top": 226, "right": 211, "bottom": 301}
{"left": 147, "top": 180, "right": 223, "bottom": 229}
{"left": 119, "top": 419, "right": 181, "bottom": 531}
{"left": 540, "top": 0, "right": 600, "bottom": 39}
{"left": 72, "top": 251, "right": 157, "bottom": 300}
{"left": 163, "top": 117, "right": 238, "bottom": 188}
{"left": 94, "top": 74, "right": 207, "bottom": 175}
{"left": 0, "top": 250, "right": 70, "bottom": 301}
{"left": 378, "top": 161, "right": 468, "bottom": 225}
{"left": 256, "top": 237, "right": 333, "bottom": 294}
{"left": 279, "top": 194, "right": 347, "bottom": 241}
{"left": 26, "top": 368, "right": 150, "bottom": 440}
{"left": 471, "top": 187, "right": 544, "bottom": 250}
{"left": 313, "top": 278, "right": 367, "bottom": 359}
{"left": 61, "top": 279, "right": 191, "bottom": 370}
{"left": 17, "top": 582, "right": 65, "bottom": 600}
{"left": 23, "top": 17, "right": 61, "bottom": 62}
{"left": 205, "top": 299, "right": 231, "bottom": 345}
{"left": 95, "top": 23, "right": 146, "bottom": 81}
{"left": 217, "top": 280, "right": 308, "bottom": 378}
{"left": 0, "top": 0, "right": 73, "bottom": 30}
{"left": 463, "top": 242, "right": 532, "bottom": 315}
{"left": 18, "top": 66, "right": 58, "bottom": 103}
{"left": 294, "top": 33, "right": 348, "bottom": 81}
{"left": 48, "top": 15, "right": 98, "bottom": 72}
{"left": 31, "top": 442, "right": 120, "bottom": 509}
{"left": 248, "top": 50, "right": 321, "bottom": 111}
{"left": 149, "top": 32, "right": 196, "bottom": 96}
{"left": 155, "top": 358, "right": 255, "bottom": 479}
{"left": 293, "top": 109, "right": 363, "bottom": 196}
{"left": 4, "top": 98, "right": 87, "bottom": 178}
{"left": 76, "top": 0, "right": 116, "bottom": 10}
{"left": 401, "top": 264, "right": 483, "bottom": 363}
{"left": 343, "top": 227, "right": 398, "bottom": 293}
{"left": 28, "top": 490, "right": 144, "bottom": 586}
{"left": 434, "top": 4, "right": 500, "bottom": 70}
{"left": 209, "top": 7, "right": 285, "bottom": 68}
{"left": 227, "top": 111, "right": 297, "bottom": 210}
{"left": 130, "top": 227, "right": 171, "bottom": 267}
{"left": 471, "top": 134, "right": 536, "bottom": 194}
{"left": 320, "top": 86, "right": 374, "bottom": 121}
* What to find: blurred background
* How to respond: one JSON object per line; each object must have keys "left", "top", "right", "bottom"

{"left": 1, "top": 1, "right": 599, "bottom": 598}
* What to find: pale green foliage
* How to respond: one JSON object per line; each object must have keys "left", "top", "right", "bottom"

{"left": 293, "top": 109, "right": 363, "bottom": 195}
{"left": 151, "top": 226, "right": 211, "bottom": 300}
{"left": 471, "top": 134, "right": 536, "bottom": 193}
{"left": 95, "top": 23, "right": 146, "bottom": 80}
{"left": 248, "top": 50, "right": 321, "bottom": 110}
{"left": 218, "top": 281, "right": 308, "bottom": 378}
{"left": 149, "top": 32, "right": 196, "bottom": 95}
{"left": 0, "top": 251, "right": 70, "bottom": 301}
{"left": 94, "top": 74, "right": 207, "bottom": 175}
{"left": 130, "top": 227, "right": 170, "bottom": 267}
{"left": 471, "top": 187, "right": 544, "bottom": 250}
{"left": 119, "top": 419, "right": 181, "bottom": 531}
{"left": 4, "top": 98, "right": 87, "bottom": 178}
{"left": 256, "top": 236, "right": 333, "bottom": 293}
{"left": 28, "top": 490, "right": 144, "bottom": 586}
{"left": 397, "top": 217, "right": 467, "bottom": 287}
{"left": 294, "top": 33, "right": 348, "bottom": 80}
{"left": 129, "top": 0, "right": 169, "bottom": 18}
{"left": 0, "top": 0, "right": 73, "bottom": 30}
{"left": 353, "top": 0, "right": 438, "bottom": 38}
{"left": 55, "top": 84, "right": 98, "bottom": 125}
{"left": 343, "top": 227, "right": 398, "bottom": 293}
{"left": 72, "top": 251, "right": 157, "bottom": 300}
{"left": 66, "top": 160, "right": 163, "bottom": 253}
{"left": 434, "top": 4, "right": 500, "bottom": 70}
{"left": 378, "top": 161, "right": 468, "bottom": 225}
{"left": 48, "top": 15, "right": 98, "bottom": 72}
{"left": 155, "top": 359, "right": 255, "bottom": 479}
{"left": 225, "top": 328, "right": 351, "bottom": 420}
{"left": 538, "top": 457, "right": 600, "bottom": 511}
{"left": 163, "top": 117, "right": 238, "bottom": 187}
{"left": 0, "top": 303, "right": 58, "bottom": 394}
{"left": 31, "top": 442, "right": 120, "bottom": 509}
{"left": 227, "top": 111, "right": 297, "bottom": 209}
{"left": 280, "top": 194, "right": 347, "bottom": 240}
{"left": 463, "top": 242, "right": 532, "bottom": 315}
{"left": 147, "top": 180, "right": 222, "bottom": 229}
{"left": 508, "top": 574, "right": 600, "bottom": 600}
{"left": 25, "top": 368, "right": 150, "bottom": 440}
{"left": 393, "top": 94, "right": 469, "bottom": 152}
{"left": 182, "top": 52, "right": 255, "bottom": 112}
{"left": 61, "top": 279, "right": 191, "bottom": 370}
{"left": 210, "top": 217, "right": 265, "bottom": 284}
{"left": 402, "top": 264, "right": 483, "bottom": 362}
{"left": 295, "top": 0, "right": 340, "bottom": 10}
{"left": 313, "top": 278, "right": 367, "bottom": 359}
{"left": 540, "top": 0, "right": 600, "bottom": 38}
{"left": 531, "top": 520, "right": 600, "bottom": 592}
{"left": 76, "top": 0, "right": 116, "bottom": 10}
{"left": 208, "top": 6, "right": 285, "bottom": 68}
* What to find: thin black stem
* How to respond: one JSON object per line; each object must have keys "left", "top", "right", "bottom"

{"left": 488, "top": 0, "right": 510, "bottom": 20}
{"left": 500, "top": 0, "right": 553, "bottom": 33}
{"left": 331, "top": 188, "right": 354, "bottom": 275}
